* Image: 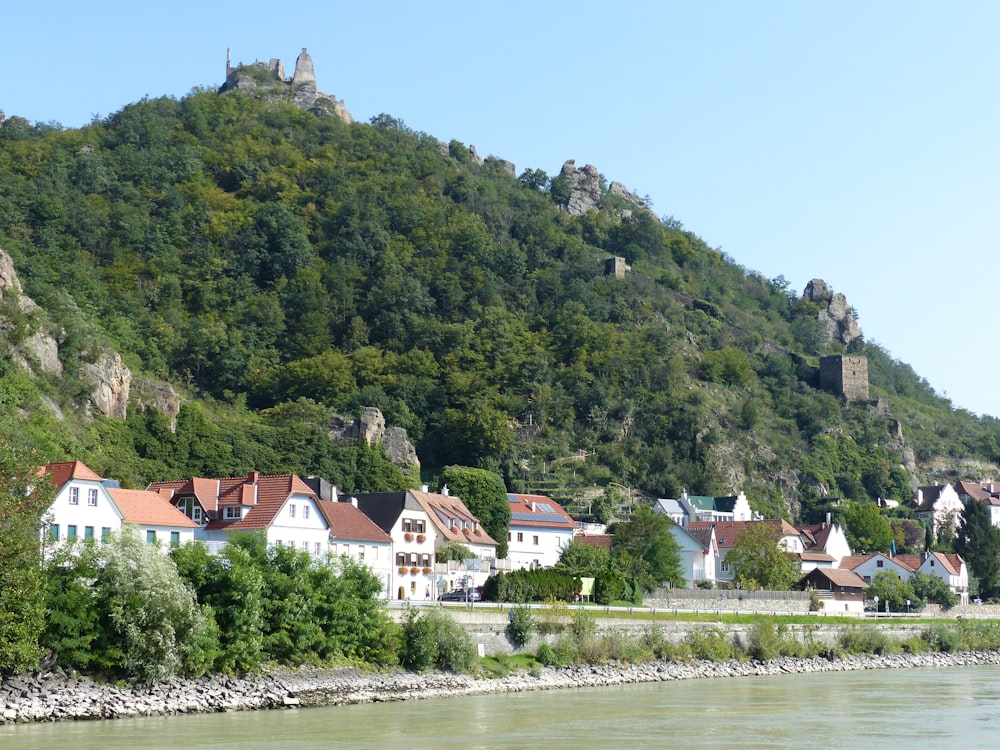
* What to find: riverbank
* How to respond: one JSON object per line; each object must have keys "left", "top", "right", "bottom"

{"left": 6, "top": 650, "right": 1000, "bottom": 725}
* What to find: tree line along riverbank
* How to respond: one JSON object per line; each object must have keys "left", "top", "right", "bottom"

{"left": 6, "top": 613, "right": 1000, "bottom": 725}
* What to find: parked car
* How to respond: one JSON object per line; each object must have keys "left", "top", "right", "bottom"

{"left": 438, "top": 588, "right": 481, "bottom": 602}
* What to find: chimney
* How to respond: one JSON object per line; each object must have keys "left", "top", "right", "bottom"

{"left": 530, "top": 502, "right": 536, "bottom": 512}
{"left": 248, "top": 471, "right": 260, "bottom": 484}
{"left": 330, "top": 485, "right": 338, "bottom": 502}
{"left": 349, "top": 496, "right": 358, "bottom": 508}
{"left": 826, "top": 512, "right": 831, "bottom": 525}
{"left": 441, "top": 484, "right": 449, "bottom": 497}
{"left": 420, "top": 484, "right": 429, "bottom": 493}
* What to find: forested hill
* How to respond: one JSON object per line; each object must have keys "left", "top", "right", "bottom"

{"left": 0, "top": 80, "right": 997, "bottom": 523}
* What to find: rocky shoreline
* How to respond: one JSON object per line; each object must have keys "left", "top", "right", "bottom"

{"left": 5, "top": 650, "right": 1000, "bottom": 725}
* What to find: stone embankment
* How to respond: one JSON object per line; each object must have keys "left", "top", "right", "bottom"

{"left": 6, "top": 651, "right": 1000, "bottom": 725}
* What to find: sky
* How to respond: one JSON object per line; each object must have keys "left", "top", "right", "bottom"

{"left": 5, "top": 1, "right": 1000, "bottom": 415}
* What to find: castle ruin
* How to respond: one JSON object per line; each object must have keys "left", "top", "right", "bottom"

{"left": 819, "top": 355, "right": 869, "bottom": 402}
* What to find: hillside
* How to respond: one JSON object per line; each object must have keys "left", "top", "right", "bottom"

{"left": 0, "top": 62, "right": 997, "bottom": 523}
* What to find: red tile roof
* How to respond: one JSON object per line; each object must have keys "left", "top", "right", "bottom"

{"left": 109, "top": 488, "right": 198, "bottom": 528}
{"left": 319, "top": 501, "right": 391, "bottom": 544}
{"left": 686, "top": 519, "right": 799, "bottom": 548}
{"left": 40, "top": 460, "right": 103, "bottom": 489}
{"left": 801, "top": 567, "right": 868, "bottom": 590}
{"left": 507, "top": 493, "right": 576, "bottom": 530}
{"left": 575, "top": 533, "right": 613, "bottom": 550}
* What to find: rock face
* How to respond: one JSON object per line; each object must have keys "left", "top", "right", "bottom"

{"left": 83, "top": 350, "right": 132, "bottom": 420}
{"left": 559, "top": 160, "right": 603, "bottom": 216}
{"left": 133, "top": 378, "right": 184, "bottom": 431}
{"left": 0, "top": 247, "right": 62, "bottom": 376}
{"left": 329, "top": 407, "right": 420, "bottom": 473}
{"left": 221, "top": 49, "right": 352, "bottom": 123}
{"left": 803, "top": 278, "right": 862, "bottom": 348}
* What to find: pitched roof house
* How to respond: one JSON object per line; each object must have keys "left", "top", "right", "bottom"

{"left": 351, "top": 489, "right": 497, "bottom": 601}
{"left": 654, "top": 490, "right": 754, "bottom": 527}
{"left": 108, "top": 487, "right": 198, "bottom": 547}
{"left": 840, "top": 551, "right": 969, "bottom": 606}
{"left": 147, "top": 472, "right": 330, "bottom": 557}
{"left": 317, "top": 498, "right": 393, "bottom": 599}
{"left": 668, "top": 523, "right": 719, "bottom": 587}
{"left": 40, "top": 460, "right": 123, "bottom": 548}
{"left": 795, "top": 567, "right": 868, "bottom": 614}
{"left": 506, "top": 493, "right": 576, "bottom": 570}
{"left": 796, "top": 522, "right": 852, "bottom": 567}
{"left": 913, "top": 484, "right": 964, "bottom": 535}
{"left": 686, "top": 519, "right": 803, "bottom": 585}
{"left": 954, "top": 480, "right": 1000, "bottom": 527}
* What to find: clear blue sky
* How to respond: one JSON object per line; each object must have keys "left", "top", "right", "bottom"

{"left": 6, "top": 2, "right": 1000, "bottom": 416}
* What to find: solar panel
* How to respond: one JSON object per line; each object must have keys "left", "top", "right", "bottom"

{"left": 511, "top": 512, "right": 568, "bottom": 524}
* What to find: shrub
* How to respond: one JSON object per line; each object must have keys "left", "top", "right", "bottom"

{"left": 746, "top": 619, "right": 788, "bottom": 661}
{"left": 838, "top": 625, "right": 893, "bottom": 655}
{"left": 685, "top": 627, "right": 740, "bottom": 662}
{"left": 536, "top": 642, "right": 557, "bottom": 666}
{"left": 922, "top": 623, "right": 960, "bottom": 653}
{"left": 400, "top": 609, "right": 476, "bottom": 673}
{"left": 507, "top": 607, "right": 534, "bottom": 647}
{"left": 535, "top": 598, "right": 572, "bottom": 634}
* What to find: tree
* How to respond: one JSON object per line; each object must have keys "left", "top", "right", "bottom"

{"left": 0, "top": 445, "right": 54, "bottom": 674}
{"left": 436, "top": 541, "right": 475, "bottom": 562}
{"left": 555, "top": 539, "right": 610, "bottom": 578}
{"left": 954, "top": 499, "right": 1000, "bottom": 600}
{"left": 841, "top": 500, "right": 894, "bottom": 553}
{"left": 727, "top": 522, "right": 800, "bottom": 590}
{"left": 438, "top": 466, "right": 511, "bottom": 558}
{"left": 866, "top": 570, "right": 916, "bottom": 612}
{"left": 610, "top": 505, "right": 684, "bottom": 590}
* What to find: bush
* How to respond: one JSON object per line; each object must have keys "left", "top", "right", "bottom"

{"left": 484, "top": 570, "right": 581, "bottom": 603}
{"left": 536, "top": 642, "right": 557, "bottom": 666}
{"left": 922, "top": 623, "right": 960, "bottom": 653}
{"left": 746, "top": 619, "right": 789, "bottom": 661}
{"left": 838, "top": 625, "right": 893, "bottom": 655}
{"left": 685, "top": 627, "right": 741, "bottom": 662}
{"left": 507, "top": 607, "right": 534, "bottom": 647}
{"left": 400, "top": 609, "right": 476, "bottom": 673}
{"left": 535, "top": 599, "right": 572, "bottom": 634}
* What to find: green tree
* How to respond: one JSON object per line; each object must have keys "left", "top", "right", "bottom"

{"left": 436, "top": 541, "right": 475, "bottom": 562}
{"left": 555, "top": 539, "right": 610, "bottom": 578}
{"left": 841, "top": 500, "right": 894, "bottom": 553}
{"left": 954, "top": 499, "right": 1000, "bottom": 600}
{"left": 727, "top": 522, "right": 801, "bottom": 590}
{"left": 0, "top": 445, "right": 54, "bottom": 674}
{"left": 438, "top": 466, "right": 511, "bottom": 558}
{"left": 866, "top": 570, "right": 915, "bottom": 613}
{"left": 610, "top": 505, "right": 684, "bottom": 590}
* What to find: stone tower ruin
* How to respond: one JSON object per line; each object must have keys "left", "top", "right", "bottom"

{"left": 819, "top": 355, "right": 869, "bottom": 402}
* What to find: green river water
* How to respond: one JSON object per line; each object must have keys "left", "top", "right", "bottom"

{"left": 3, "top": 665, "right": 998, "bottom": 749}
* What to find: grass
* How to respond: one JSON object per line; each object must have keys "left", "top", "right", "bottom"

{"left": 478, "top": 653, "right": 540, "bottom": 677}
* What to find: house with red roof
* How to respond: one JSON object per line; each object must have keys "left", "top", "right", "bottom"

{"left": 913, "top": 484, "right": 964, "bottom": 536}
{"left": 954, "top": 480, "right": 1000, "bottom": 527}
{"left": 350, "top": 487, "right": 497, "bottom": 601}
{"left": 668, "top": 523, "right": 719, "bottom": 587}
{"left": 796, "top": 521, "right": 852, "bottom": 569}
{"left": 317, "top": 497, "right": 393, "bottom": 599}
{"left": 506, "top": 493, "right": 576, "bottom": 570}
{"left": 795, "top": 567, "right": 868, "bottom": 614}
{"left": 840, "top": 551, "right": 969, "bottom": 606}
{"left": 40, "top": 460, "right": 196, "bottom": 551}
{"left": 40, "top": 460, "right": 122, "bottom": 548}
{"left": 686, "top": 519, "right": 804, "bottom": 586}
{"left": 147, "top": 471, "right": 330, "bottom": 557}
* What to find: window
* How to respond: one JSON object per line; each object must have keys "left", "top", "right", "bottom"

{"left": 396, "top": 552, "right": 406, "bottom": 566}
{"left": 533, "top": 535, "right": 539, "bottom": 546}
{"left": 275, "top": 540, "right": 282, "bottom": 548}
{"left": 508, "top": 532, "right": 512, "bottom": 541}
{"left": 422, "top": 554, "right": 431, "bottom": 567}
{"left": 370, "top": 546, "right": 378, "bottom": 561}
{"left": 289, "top": 504, "right": 297, "bottom": 519}
{"left": 876, "top": 560, "right": 884, "bottom": 568}
{"left": 315, "top": 542, "right": 322, "bottom": 555}
{"left": 84, "top": 526, "right": 94, "bottom": 541}
{"left": 67, "top": 525, "right": 77, "bottom": 541}
{"left": 517, "top": 532, "right": 524, "bottom": 542}
{"left": 287, "top": 540, "right": 296, "bottom": 549}
{"left": 170, "top": 531, "right": 180, "bottom": 547}
{"left": 146, "top": 530, "right": 157, "bottom": 544}
{"left": 68, "top": 487, "right": 79, "bottom": 505}
{"left": 403, "top": 519, "right": 413, "bottom": 532}
{"left": 303, "top": 505, "right": 310, "bottom": 519}
{"left": 101, "top": 527, "right": 111, "bottom": 542}
{"left": 358, "top": 548, "right": 365, "bottom": 561}
{"left": 416, "top": 520, "right": 425, "bottom": 534}
{"left": 302, "top": 541, "right": 308, "bottom": 551}
{"left": 225, "top": 506, "right": 242, "bottom": 519}
{"left": 50, "top": 524, "right": 59, "bottom": 541}
{"left": 193, "top": 507, "right": 203, "bottom": 522}
{"left": 87, "top": 488, "right": 98, "bottom": 506}
{"left": 720, "top": 559, "right": 730, "bottom": 573}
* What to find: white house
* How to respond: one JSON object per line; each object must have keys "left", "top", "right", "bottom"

{"left": 506, "top": 493, "right": 576, "bottom": 570}
{"left": 40, "top": 461, "right": 123, "bottom": 548}
{"left": 108, "top": 487, "right": 199, "bottom": 547}
{"left": 654, "top": 490, "right": 754, "bottom": 527}
{"left": 913, "top": 484, "right": 964, "bottom": 536}
{"left": 954, "top": 480, "right": 1000, "bottom": 527}
{"left": 840, "top": 552, "right": 969, "bottom": 606}
{"left": 148, "top": 472, "right": 331, "bottom": 557}
{"left": 318, "top": 498, "right": 393, "bottom": 599}
{"left": 796, "top": 521, "right": 852, "bottom": 567}
{"left": 668, "top": 523, "right": 718, "bottom": 587}
{"left": 686, "top": 519, "right": 803, "bottom": 586}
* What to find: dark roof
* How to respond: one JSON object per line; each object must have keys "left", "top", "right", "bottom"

{"left": 798, "top": 567, "right": 867, "bottom": 591}
{"left": 351, "top": 492, "right": 411, "bottom": 534}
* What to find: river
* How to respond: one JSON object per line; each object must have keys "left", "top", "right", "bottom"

{"left": 4, "top": 664, "right": 998, "bottom": 749}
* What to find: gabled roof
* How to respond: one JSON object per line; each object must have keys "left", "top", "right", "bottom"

{"left": 799, "top": 567, "right": 868, "bottom": 590}
{"left": 507, "top": 493, "right": 575, "bottom": 530}
{"left": 318, "top": 501, "right": 391, "bottom": 544}
{"left": 411, "top": 491, "right": 498, "bottom": 548}
{"left": 686, "top": 519, "right": 799, "bottom": 549}
{"left": 954, "top": 480, "right": 990, "bottom": 502}
{"left": 148, "top": 473, "right": 319, "bottom": 531}
{"left": 796, "top": 523, "right": 838, "bottom": 552}
{"left": 840, "top": 553, "right": 919, "bottom": 573}
{"left": 108, "top": 488, "right": 198, "bottom": 528}
{"left": 40, "top": 460, "right": 103, "bottom": 490}
{"left": 684, "top": 525, "right": 717, "bottom": 551}
{"left": 350, "top": 492, "right": 412, "bottom": 535}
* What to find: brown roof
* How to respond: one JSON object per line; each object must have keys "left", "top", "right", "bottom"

{"left": 799, "top": 552, "right": 836, "bottom": 562}
{"left": 954, "top": 480, "right": 990, "bottom": 502}
{"left": 318, "top": 501, "right": 391, "bottom": 544}
{"left": 837, "top": 555, "right": 871, "bottom": 571}
{"left": 411, "top": 491, "right": 498, "bottom": 548}
{"left": 686, "top": 519, "right": 799, "bottom": 548}
{"left": 40, "top": 460, "right": 103, "bottom": 489}
{"left": 109, "top": 488, "right": 198, "bottom": 528}
{"left": 684, "top": 526, "right": 716, "bottom": 550}
{"left": 800, "top": 567, "right": 868, "bottom": 590}
{"left": 796, "top": 522, "right": 839, "bottom": 552}
{"left": 575, "top": 533, "right": 613, "bottom": 550}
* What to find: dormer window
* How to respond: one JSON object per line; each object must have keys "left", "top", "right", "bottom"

{"left": 193, "top": 506, "right": 203, "bottom": 523}
{"left": 225, "top": 506, "right": 242, "bottom": 520}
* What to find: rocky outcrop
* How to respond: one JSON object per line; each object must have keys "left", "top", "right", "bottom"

{"left": 803, "top": 278, "right": 862, "bottom": 348}
{"left": 329, "top": 407, "right": 420, "bottom": 473}
{"left": 559, "top": 160, "right": 603, "bottom": 215}
{"left": 221, "top": 48, "right": 352, "bottom": 123}
{"left": 0, "top": 247, "right": 62, "bottom": 376}
{"left": 83, "top": 350, "right": 132, "bottom": 420}
{"left": 133, "top": 378, "right": 183, "bottom": 431}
